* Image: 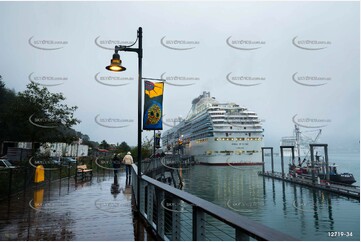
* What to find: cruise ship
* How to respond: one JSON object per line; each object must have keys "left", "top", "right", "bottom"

{"left": 162, "top": 92, "right": 264, "bottom": 165}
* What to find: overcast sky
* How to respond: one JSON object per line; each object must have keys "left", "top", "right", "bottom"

{"left": 0, "top": 1, "right": 359, "bottom": 151}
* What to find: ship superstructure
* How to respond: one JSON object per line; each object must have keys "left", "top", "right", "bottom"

{"left": 162, "top": 92, "right": 264, "bottom": 165}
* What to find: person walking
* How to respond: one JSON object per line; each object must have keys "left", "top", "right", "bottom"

{"left": 112, "top": 153, "right": 121, "bottom": 175}
{"left": 123, "top": 151, "right": 134, "bottom": 178}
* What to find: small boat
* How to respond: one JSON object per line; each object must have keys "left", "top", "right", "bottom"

{"left": 289, "top": 156, "right": 356, "bottom": 185}
{"left": 318, "top": 163, "right": 356, "bottom": 185}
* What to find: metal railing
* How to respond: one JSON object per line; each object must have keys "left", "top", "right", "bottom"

{"left": 142, "top": 155, "right": 193, "bottom": 174}
{"left": 131, "top": 164, "right": 297, "bottom": 241}
{"left": 0, "top": 164, "right": 77, "bottom": 200}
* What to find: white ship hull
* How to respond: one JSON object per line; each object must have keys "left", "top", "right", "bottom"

{"left": 183, "top": 137, "right": 264, "bottom": 165}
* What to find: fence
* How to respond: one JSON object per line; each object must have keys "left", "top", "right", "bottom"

{"left": 131, "top": 164, "right": 297, "bottom": 241}
{"left": 142, "top": 155, "right": 193, "bottom": 174}
{"left": 0, "top": 156, "right": 97, "bottom": 200}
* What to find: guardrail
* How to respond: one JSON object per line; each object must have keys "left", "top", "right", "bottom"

{"left": 0, "top": 163, "right": 76, "bottom": 200}
{"left": 131, "top": 164, "right": 297, "bottom": 241}
{"left": 142, "top": 155, "right": 193, "bottom": 174}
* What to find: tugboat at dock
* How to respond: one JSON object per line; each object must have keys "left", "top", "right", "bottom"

{"left": 289, "top": 153, "right": 356, "bottom": 185}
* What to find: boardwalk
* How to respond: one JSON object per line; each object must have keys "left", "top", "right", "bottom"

{"left": 0, "top": 171, "right": 155, "bottom": 241}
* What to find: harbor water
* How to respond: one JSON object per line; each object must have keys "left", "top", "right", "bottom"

{"left": 180, "top": 152, "right": 360, "bottom": 241}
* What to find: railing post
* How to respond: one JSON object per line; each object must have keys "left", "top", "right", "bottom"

{"left": 132, "top": 167, "right": 138, "bottom": 206}
{"left": 140, "top": 179, "right": 146, "bottom": 216}
{"left": 146, "top": 184, "right": 154, "bottom": 224}
{"left": 68, "top": 161, "right": 71, "bottom": 178}
{"left": 59, "top": 163, "right": 62, "bottom": 179}
{"left": 192, "top": 206, "right": 205, "bottom": 241}
{"left": 23, "top": 166, "right": 28, "bottom": 191}
{"left": 76, "top": 158, "right": 78, "bottom": 180}
{"left": 154, "top": 158, "right": 158, "bottom": 171}
{"left": 96, "top": 158, "right": 99, "bottom": 174}
{"left": 172, "top": 197, "right": 181, "bottom": 241}
{"left": 8, "top": 169, "right": 13, "bottom": 197}
{"left": 156, "top": 190, "right": 165, "bottom": 239}
{"left": 236, "top": 228, "right": 250, "bottom": 241}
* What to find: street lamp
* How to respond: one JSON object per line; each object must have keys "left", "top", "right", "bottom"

{"left": 105, "top": 27, "right": 143, "bottom": 211}
{"left": 105, "top": 52, "right": 126, "bottom": 72}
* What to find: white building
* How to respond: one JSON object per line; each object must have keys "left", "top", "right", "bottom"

{"left": 39, "top": 142, "right": 88, "bottom": 157}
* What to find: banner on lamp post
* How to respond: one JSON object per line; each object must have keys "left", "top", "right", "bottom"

{"left": 143, "top": 81, "right": 164, "bottom": 130}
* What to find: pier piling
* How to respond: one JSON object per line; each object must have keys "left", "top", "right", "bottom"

{"left": 325, "top": 145, "right": 329, "bottom": 182}
{"left": 310, "top": 144, "right": 330, "bottom": 184}
{"left": 261, "top": 147, "right": 274, "bottom": 174}
{"left": 271, "top": 148, "right": 274, "bottom": 173}
{"left": 280, "top": 146, "right": 295, "bottom": 178}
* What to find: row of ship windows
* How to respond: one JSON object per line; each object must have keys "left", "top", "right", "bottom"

{"left": 213, "top": 125, "right": 262, "bottom": 128}
{"left": 214, "top": 137, "right": 262, "bottom": 141}
{"left": 165, "top": 135, "right": 262, "bottom": 143}
{"left": 195, "top": 138, "right": 208, "bottom": 144}
{"left": 210, "top": 114, "right": 257, "bottom": 117}
{"left": 212, "top": 122, "right": 260, "bottom": 125}
{"left": 196, "top": 137, "right": 262, "bottom": 144}
{"left": 195, "top": 137, "right": 262, "bottom": 143}
{"left": 206, "top": 150, "right": 260, "bottom": 155}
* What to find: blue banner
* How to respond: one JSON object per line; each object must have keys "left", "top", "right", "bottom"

{"left": 143, "top": 81, "right": 164, "bottom": 130}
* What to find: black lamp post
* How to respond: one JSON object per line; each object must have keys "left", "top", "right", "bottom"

{"left": 105, "top": 27, "right": 143, "bottom": 211}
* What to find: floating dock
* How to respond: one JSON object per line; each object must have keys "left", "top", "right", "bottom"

{"left": 260, "top": 145, "right": 360, "bottom": 200}
{"left": 259, "top": 171, "right": 360, "bottom": 199}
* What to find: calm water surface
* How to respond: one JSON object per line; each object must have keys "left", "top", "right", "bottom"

{"left": 181, "top": 152, "right": 360, "bottom": 241}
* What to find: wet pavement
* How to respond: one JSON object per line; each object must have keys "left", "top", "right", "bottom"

{"left": 0, "top": 171, "right": 155, "bottom": 241}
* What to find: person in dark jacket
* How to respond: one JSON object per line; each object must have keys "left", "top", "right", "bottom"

{"left": 112, "top": 154, "right": 121, "bottom": 174}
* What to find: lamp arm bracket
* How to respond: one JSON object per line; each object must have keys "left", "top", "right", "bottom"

{"left": 114, "top": 45, "right": 142, "bottom": 57}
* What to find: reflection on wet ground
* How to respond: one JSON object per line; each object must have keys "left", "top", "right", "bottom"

{"left": 0, "top": 171, "right": 155, "bottom": 241}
